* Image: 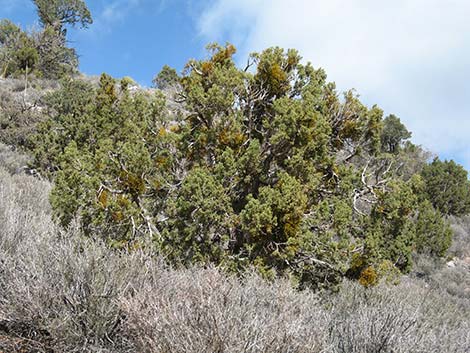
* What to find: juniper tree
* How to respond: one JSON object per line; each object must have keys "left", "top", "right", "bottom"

{"left": 414, "top": 199, "right": 452, "bottom": 257}
{"left": 0, "top": 20, "right": 39, "bottom": 77}
{"left": 421, "top": 158, "right": 470, "bottom": 216}
{"left": 31, "top": 0, "right": 92, "bottom": 77}
{"left": 32, "top": 44, "right": 458, "bottom": 289}
{"left": 153, "top": 65, "right": 180, "bottom": 90}
{"left": 381, "top": 114, "right": 412, "bottom": 154}
{"left": 33, "top": 0, "right": 92, "bottom": 32}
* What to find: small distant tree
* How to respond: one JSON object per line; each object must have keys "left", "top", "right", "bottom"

{"left": 414, "top": 200, "right": 452, "bottom": 257}
{"left": 0, "top": 19, "right": 21, "bottom": 45}
{"left": 381, "top": 114, "right": 411, "bottom": 153}
{"left": 0, "top": 20, "right": 39, "bottom": 77}
{"left": 421, "top": 158, "right": 470, "bottom": 216}
{"left": 15, "top": 45, "right": 39, "bottom": 73}
{"left": 35, "top": 26, "right": 78, "bottom": 78}
{"left": 33, "top": 0, "right": 92, "bottom": 32}
{"left": 31, "top": 0, "right": 92, "bottom": 78}
{"left": 152, "top": 65, "right": 179, "bottom": 90}
{"left": 1, "top": 2, "right": 92, "bottom": 79}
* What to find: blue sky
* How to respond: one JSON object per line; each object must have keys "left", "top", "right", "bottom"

{"left": 2, "top": 0, "right": 470, "bottom": 171}
{"left": 1, "top": 0, "right": 210, "bottom": 84}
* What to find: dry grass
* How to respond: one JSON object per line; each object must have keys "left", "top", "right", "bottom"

{"left": 449, "top": 215, "right": 470, "bottom": 259}
{"left": 0, "top": 143, "right": 30, "bottom": 174}
{"left": 328, "top": 280, "right": 470, "bottom": 353}
{"left": 121, "top": 269, "right": 327, "bottom": 353}
{"left": 0, "top": 151, "right": 469, "bottom": 352}
{"left": 0, "top": 77, "right": 58, "bottom": 149}
{"left": 410, "top": 215, "right": 470, "bottom": 300}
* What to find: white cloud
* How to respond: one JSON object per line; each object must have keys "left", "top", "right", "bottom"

{"left": 101, "top": 0, "right": 143, "bottom": 24}
{"left": 198, "top": 0, "right": 470, "bottom": 169}
{"left": 88, "top": 0, "right": 165, "bottom": 36}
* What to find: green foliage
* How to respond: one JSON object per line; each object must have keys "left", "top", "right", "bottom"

{"left": 32, "top": 78, "right": 95, "bottom": 174}
{"left": 0, "top": 19, "right": 20, "bottom": 45}
{"left": 240, "top": 173, "right": 308, "bottom": 266}
{"left": 364, "top": 180, "right": 418, "bottom": 272}
{"left": 0, "top": 19, "right": 21, "bottom": 77}
{"left": 415, "top": 200, "right": 452, "bottom": 256}
{"left": 366, "top": 105, "right": 384, "bottom": 156}
{"left": 15, "top": 45, "right": 39, "bottom": 72}
{"left": 33, "top": 0, "right": 92, "bottom": 30}
{"left": 152, "top": 65, "right": 179, "bottom": 89}
{"left": 30, "top": 44, "right": 461, "bottom": 289}
{"left": 0, "top": 1, "right": 91, "bottom": 79}
{"left": 0, "top": 20, "right": 39, "bottom": 77}
{"left": 381, "top": 114, "right": 412, "bottom": 153}
{"left": 120, "top": 76, "right": 136, "bottom": 89}
{"left": 421, "top": 158, "right": 470, "bottom": 216}
{"left": 35, "top": 25, "right": 78, "bottom": 78}
{"left": 39, "top": 74, "right": 176, "bottom": 242}
{"left": 376, "top": 260, "right": 401, "bottom": 285}
{"left": 164, "top": 168, "right": 233, "bottom": 265}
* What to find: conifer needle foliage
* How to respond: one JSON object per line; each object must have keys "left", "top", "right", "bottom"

{"left": 29, "top": 44, "right": 467, "bottom": 289}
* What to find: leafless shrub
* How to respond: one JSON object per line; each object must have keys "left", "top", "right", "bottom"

{"left": 411, "top": 252, "right": 444, "bottom": 279}
{"left": 0, "top": 143, "right": 30, "bottom": 174}
{"left": 328, "top": 280, "right": 470, "bottom": 353}
{"left": 34, "top": 78, "right": 60, "bottom": 91}
{"left": 0, "top": 77, "right": 51, "bottom": 100}
{"left": 0, "top": 77, "right": 55, "bottom": 148}
{"left": 328, "top": 282, "right": 422, "bottom": 353}
{"left": 426, "top": 266, "right": 470, "bottom": 300}
{"left": 0, "top": 171, "right": 146, "bottom": 350}
{"left": 120, "top": 269, "right": 328, "bottom": 353}
{"left": 0, "top": 167, "right": 52, "bottom": 251}
{"left": 449, "top": 215, "right": 470, "bottom": 259}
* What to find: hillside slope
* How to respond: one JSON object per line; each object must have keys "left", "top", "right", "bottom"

{"left": 0, "top": 144, "right": 469, "bottom": 352}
